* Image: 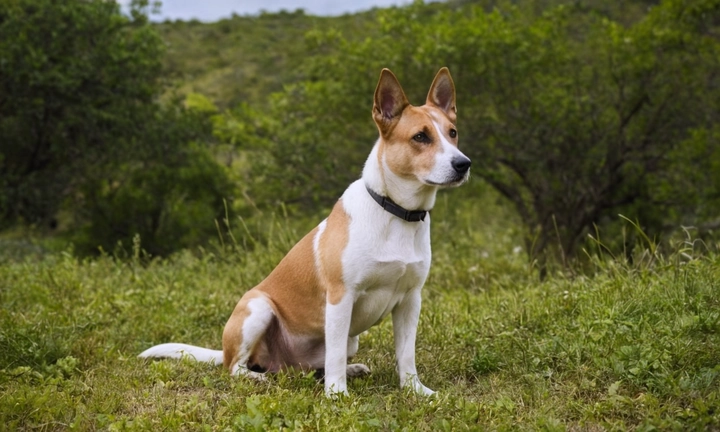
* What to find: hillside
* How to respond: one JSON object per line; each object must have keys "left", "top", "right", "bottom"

{"left": 154, "top": 0, "right": 657, "bottom": 108}
{"left": 155, "top": 9, "right": 380, "bottom": 108}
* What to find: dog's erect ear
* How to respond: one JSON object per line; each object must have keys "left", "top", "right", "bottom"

{"left": 373, "top": 69, "right": 410, "bottom": 130}
{"left": 426, "top": 67, "right": 456, "bottom": 119}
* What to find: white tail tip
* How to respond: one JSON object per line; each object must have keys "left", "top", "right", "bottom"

{"left": 139, "top": 343, "right": 223, "bottom": 366}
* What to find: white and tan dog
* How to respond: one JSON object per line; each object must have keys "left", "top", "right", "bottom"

{"left": 139, "top": 68, "right": 471, "bottom": 396}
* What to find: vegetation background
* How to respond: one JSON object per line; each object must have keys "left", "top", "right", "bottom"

{"left": 1, "top": 0, "right": 719, "bottom": 429}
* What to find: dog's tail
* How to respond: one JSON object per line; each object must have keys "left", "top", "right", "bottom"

{"left": 139, "top": 343, "right": 224, "bottom": 366}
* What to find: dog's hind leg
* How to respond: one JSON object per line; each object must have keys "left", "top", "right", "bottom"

{"left": 222, "top": 292, "right": 275, "bottom": 380}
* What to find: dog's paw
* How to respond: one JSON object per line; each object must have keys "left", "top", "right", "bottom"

{"left": 405, "top": 381, "right": 435, "bottom": 396}
{"left": 324, "top": 383, "right": 349, "bottom": 398}
{"left": 401, "top": 375, "right": 435, "bottom": 396}
{"left": 414, "top": 384, "right": 435, "bottom": 396}
{"left": 346, "top": 363, "right": 371, "bottom": 377}
{"left": 231, "top": 364, "right": 268, "bottom": 381}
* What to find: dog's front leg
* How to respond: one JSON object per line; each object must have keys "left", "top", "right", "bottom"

{"left": 392, "top": 289, "right": 435, "bottom": 396}
{"left": 324, "top": 294, "right": 354, "bottom": 396}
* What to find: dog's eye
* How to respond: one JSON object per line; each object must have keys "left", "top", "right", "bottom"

{"left": 412, "top": 132, "right": 429, "bottom": 143}
{"left": 449, "top": 129, "right": 457, "bottom": 138}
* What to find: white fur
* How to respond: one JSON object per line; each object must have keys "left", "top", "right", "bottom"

{"left": 428, "top": 120, "right": 468, "bottom": 185}
{"left": 313, "top": 219, "right": 328, "bottom": 272}
{"left": 138, "top": 343, "right": 223, "bottom": 366}
{"left": 324, "top": 293, "right": 356, "bottom": 394}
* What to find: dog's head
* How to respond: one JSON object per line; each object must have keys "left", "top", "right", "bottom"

{"left": 372, "top": 68, "right": 471, "bottom": 188}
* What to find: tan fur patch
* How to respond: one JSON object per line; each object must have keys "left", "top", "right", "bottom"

{"left": 382, "top": 105, "right": 457, "bottom": 180}
{"left": 318, "top": 200, "right": 350, "bottom": 305}
{"left": 254, "top": 227, "right": 326, "bottom": 336}
{"left": 221, "top": 205, "right": 350, "bottom": 371}
{"left": 222, "top": 289, "right": 264, "bottom": 369}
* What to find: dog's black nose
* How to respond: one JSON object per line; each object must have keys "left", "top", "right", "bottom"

{"left": 452, "top": 156, "right": 471, "bottom": 174}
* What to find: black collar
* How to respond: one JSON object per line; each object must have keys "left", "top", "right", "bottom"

{"left": 365, "top": 185, "right": 428, "bottom": 222}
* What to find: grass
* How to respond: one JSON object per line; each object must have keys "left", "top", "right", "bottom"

{"left": 1, "top": 188, "right": 719, "bottom": 430}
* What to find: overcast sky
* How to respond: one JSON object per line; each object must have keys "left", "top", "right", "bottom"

{"left": 120, "top": 1, "right": 415, "bottom": 22}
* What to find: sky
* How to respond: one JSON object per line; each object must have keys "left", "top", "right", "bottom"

{"left": 119, "top": 0, "right": 415, "bottom": 22}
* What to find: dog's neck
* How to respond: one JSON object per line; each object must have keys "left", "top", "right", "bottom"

{"left": 362, "top": 142, "right": 438, "bottom": 212}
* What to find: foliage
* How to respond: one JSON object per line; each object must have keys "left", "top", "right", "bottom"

{"left": 661, "top": 125, "right": 720, "bottom": 233}
{"left": 0, "top": 0, "right": 163, "bottom": 228}
{"left": 0, "top": 205, "right": 718, "bottom": 429}
{"left": 155, "top": 9, "right": 379, "bottom": 109}
{"left": 71, "top": 108, "right": 235, "bottom": 256}
{"left": 230, "top": 0, "right": 720, "bottom": 268}
{"left": 458, "top": 0, "right": 720, "bottom": 264}
{"left": 0, "top": 0, "right": 237, "bottom": 255}
{"left": 3, "top": 0, "right": 720, "bottom": 261}
{"left": 162, "top": 0, "right": 662, "bottom": 110}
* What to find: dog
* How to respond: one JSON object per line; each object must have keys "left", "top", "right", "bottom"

{"left": 139, "top": 67, "right": 471, "bottom": 396}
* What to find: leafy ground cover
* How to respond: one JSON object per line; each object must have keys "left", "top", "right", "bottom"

{"left": 1, "top": 193, "right": 719, "bottom": 430}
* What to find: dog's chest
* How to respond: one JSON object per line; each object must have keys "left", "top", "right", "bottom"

{"left": 343, "top": 218, "right": 431, "bottom": 336}
{"left": 347, "top": 260, "right": 427, "bottom": 336}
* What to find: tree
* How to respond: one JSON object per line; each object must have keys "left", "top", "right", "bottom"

{"left": 71, "top": 101, "right": 236, "bottom": 256}
{"left": 1, "top": 0, "right": 237, "bottom": 256}
{"left": 0, "top": 0, "right": 163, "bottom": 228}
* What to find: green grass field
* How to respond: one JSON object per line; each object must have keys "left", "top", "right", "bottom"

{"left": 1, "top": 189, "right": 719, "bottom": 430}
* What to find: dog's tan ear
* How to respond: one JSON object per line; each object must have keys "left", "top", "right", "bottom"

{"left": 373, "top": 69, "right": 409, "bottom": 130}
{"left": 426, "top": 67, "right": 456, "bottom": 119}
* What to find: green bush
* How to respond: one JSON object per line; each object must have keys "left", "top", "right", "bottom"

{"left": 74, "top": 142, "right": 235, "bottom": 256}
